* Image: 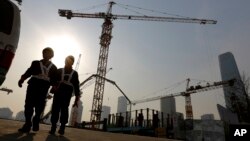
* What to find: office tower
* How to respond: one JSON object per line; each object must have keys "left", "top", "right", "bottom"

{"left": 117, "top": 96, "right": 127, "bottom": 116}
{"left": 219, "top": 52, "right": 249, "bottom": 122}
{"left": 101, "top": 105, "right": 111, "bottom": 120}
{"left": 160, "top": 96, "right": 176, "bottom": 116}
{"left": 161, "top": 96, "right": 176, "bottom": 127}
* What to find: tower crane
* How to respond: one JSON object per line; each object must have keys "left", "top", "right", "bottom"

{"left": 58, "top": 1, "right": 217, "bottom": 124}
{"left": 131, "top": 78, "right": 236, "bottom": 118}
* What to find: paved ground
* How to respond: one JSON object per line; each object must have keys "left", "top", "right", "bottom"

{"left": 0, "top": 119, "right": 180, "bottom": 141}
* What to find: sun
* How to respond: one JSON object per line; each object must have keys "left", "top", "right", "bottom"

{"left": 44, "top": 34, "right": 82, "bottom": 68}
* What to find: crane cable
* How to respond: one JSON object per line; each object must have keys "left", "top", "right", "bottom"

{"left": 139, "top": 79, "right": 187, "bottom": 100}
{"left": 115, "top": 3, "right": 148, "bottom": 17}
{"left": 116, "top": 2, "right": 192, "bottom": 19}
{"left": 74, "top": 2, "right": 109, "bottom": 12}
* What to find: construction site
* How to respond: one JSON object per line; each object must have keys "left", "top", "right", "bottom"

{"left": 43, "top": 2, "right": 249, "bottom": 140}
{"left": 1, "top": 1, "right": 250, "bottom": 141}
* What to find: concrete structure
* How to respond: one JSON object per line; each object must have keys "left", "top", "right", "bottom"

{"left": 101, "top": 105, "right": 111, "bottom": 120}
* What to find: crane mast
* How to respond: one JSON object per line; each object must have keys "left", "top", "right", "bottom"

{"left": 89, "top": 2, "right": 114, "bottom": 123}
{"left": 58, "top": 1, "right": 217, "bottom": 124}
{"left": 185, "top": 78, "right": 193, "bottom": 120}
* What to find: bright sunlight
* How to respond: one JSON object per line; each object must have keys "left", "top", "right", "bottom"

{"left": 44, "top": 34, "right": 82, "bottom": 68}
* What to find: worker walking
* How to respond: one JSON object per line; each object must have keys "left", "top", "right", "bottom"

{"left": 18, "top": 47, "right": 57, "bottom": 133}
{"left": 49, "top": 55, "right": 80, "bottom": 135}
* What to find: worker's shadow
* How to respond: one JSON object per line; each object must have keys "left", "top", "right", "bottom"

{"left": 46, "top": 134, "right": 70, "bottom": 141}
{"left": 0, "top": 132, "right": 35, "bottom": 141}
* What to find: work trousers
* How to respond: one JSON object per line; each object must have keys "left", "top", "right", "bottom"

{"left": 24, "top": 78, "right": 50, "bottom": 125}
{"left": 50, "top": 84, "right": 73, "bottom": 126}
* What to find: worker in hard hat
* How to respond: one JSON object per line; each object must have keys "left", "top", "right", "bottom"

{"left": 18, "top": 47, "right": 57, "bottom": 133}
{"left": 49, "top": 55, "right": 80, "bottom": 135}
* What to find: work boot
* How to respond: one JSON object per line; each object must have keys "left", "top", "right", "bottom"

{"left": 18, "top": 123, "right": 31, "bottom": 133}
{"left": 32, "top": 119, "right": 39, "bottom": 131}
{"left": 49, "top": 125, "right": 57, "bottom": 135}
{"left": 58, "top": 125, "right": 65, "bottom": 135}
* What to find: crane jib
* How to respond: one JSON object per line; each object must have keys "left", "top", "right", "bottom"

{"left": 58, "top": 9, "right": 217, "bottom": 24}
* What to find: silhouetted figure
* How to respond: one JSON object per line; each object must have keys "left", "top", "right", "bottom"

{"left": 49, "top": 55, "right": 80, "bottom": 135}
{"left": 138, "top": 113, "right": 144, "bottom": 127}
{"left": 18, "top": 47, "right": 57, "bottom": 133}
{"left": 152, "top": 114, "right": 159, "bottom": 129}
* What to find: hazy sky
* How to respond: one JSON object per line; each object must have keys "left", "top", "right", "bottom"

{"left": 1, "top": 0, "right": 250, "bottom": 121}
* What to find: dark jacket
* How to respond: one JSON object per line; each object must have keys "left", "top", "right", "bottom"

{"left": 21, "top": 60, "right": 57, "bottom": 85}
{"left": 52, "top": 67, "right": 80, "bottom": 97}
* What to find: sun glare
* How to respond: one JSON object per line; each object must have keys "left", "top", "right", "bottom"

{"left": 44, "top": 35, "right": 82, "bottom": 68}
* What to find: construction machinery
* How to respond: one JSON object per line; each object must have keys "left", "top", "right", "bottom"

{"left": 131, "top": 78, "right": 236, "bottom": 120}
{"left": 58, "top": 1, "right": 217, "bottom": 124}
{"left": 79, "top": 74, "right": 132, "bottom": 110}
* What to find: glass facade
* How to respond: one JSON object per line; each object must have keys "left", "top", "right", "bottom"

{"left": 219, "top": 52, "right": 249, "bottom": 122}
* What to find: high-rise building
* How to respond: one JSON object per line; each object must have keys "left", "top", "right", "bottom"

{"left": 161, "top": 96, "right": 176, "bottom": 127}
{"left": 219, "top": 52, "right": 241, "bottom": 109}
{"left": 101, "top": 105, "right": 111, "bottom": 120}
{"left": 160, "top": 96, "right": 176, "bottom": 116}
{"left": 69, "top": 99, "right": 83, "bottom": 126}
{"left": 219, "top": 52, "right": 249, "bottom": 122}
{"left": 117, "top": 96, "right": 127, "bottom": 116}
